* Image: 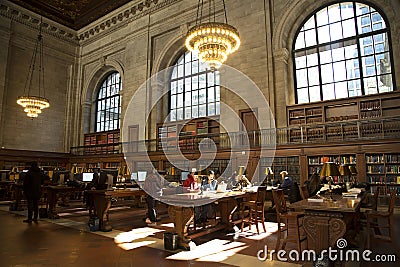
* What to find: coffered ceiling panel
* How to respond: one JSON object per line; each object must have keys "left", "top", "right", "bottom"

{"left": 8, "top": 0, "right": 133, "bottom": 30}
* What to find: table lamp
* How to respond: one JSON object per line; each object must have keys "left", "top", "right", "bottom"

{"left": 320, "top": 162, "right": 340, "bottom": 201}
{"left": 349, "top": 165, "right": 358, "bottom": 183}
{"left": 339, "top": 164, "right": 352, "bottom": 183}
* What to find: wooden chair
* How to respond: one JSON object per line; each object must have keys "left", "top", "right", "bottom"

{"left": 272, "top": 189, "right": 307, "bottom": 252}
{"left": 366, "top": 189, "right": 396, "bottom": 249}
{"left": 300, "top": 185, "right": 309, "bottom": 200}
{"left": 241, "top": 186, "right": 267, "bottom": 234}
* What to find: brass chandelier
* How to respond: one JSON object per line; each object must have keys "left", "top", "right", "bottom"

{"left": 17, "top": 19, "right": 50, "bottom": 118}
{"left": 185, "top": 0, "right": 240, "bottom": 70}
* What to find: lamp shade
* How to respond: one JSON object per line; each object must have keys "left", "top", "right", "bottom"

{"left": 339, "top": 165, "right": 352, "bottom": 176}
{"left": 320, "top": 162, "right": 341, "bottom": 177}
{"left": 265, "top": 167, "right": 273, "bottom": 175}
{"left": 349, "top": 165, "right": 358, "bottom": 175}
{"left": 238, "top": 166, "right": 245, "bottom": 176}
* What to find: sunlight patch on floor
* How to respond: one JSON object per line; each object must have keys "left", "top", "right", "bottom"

{"left": 167, "top": 239, "right": 248, "bottom": 262}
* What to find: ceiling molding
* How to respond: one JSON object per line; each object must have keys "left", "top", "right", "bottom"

{"left": 0, "top": 2, "right": 78, "bottom": 44}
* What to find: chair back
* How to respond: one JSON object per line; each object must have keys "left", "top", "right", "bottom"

{"left": 371, "top": 188, "right": 379, "bottom": 211}
{"left": 388, "top": 189, "right": 396, "bottom": 214}
{"left": 256, "top": 186, "right": 267, "bottom": 203}
{"left": 272, "top": 189, "right": 287, "bottom": 214}
{"left": 300, "top": 185, "right": 309, "bottom": 200}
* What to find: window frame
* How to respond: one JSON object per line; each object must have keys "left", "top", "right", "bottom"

{"left": 95, "top": 72, "right": 121, "bottom": 132}
{"left": 168, "top": 51, "right": 220, "bottom": 122}
{"left": 292, "top": 1, "right": 395, "bottom": 104}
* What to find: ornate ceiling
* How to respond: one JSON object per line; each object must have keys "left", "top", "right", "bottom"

{"left": 8, "top": 0, "right": 134, "bottom": 30}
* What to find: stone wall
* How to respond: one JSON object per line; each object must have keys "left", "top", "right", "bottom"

{"left": 0, "top": 0, "right": 399, "bottom": 153}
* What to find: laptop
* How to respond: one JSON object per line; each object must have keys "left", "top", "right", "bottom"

{"left": 216, "top": 183, "right": 227, "bottom": 193}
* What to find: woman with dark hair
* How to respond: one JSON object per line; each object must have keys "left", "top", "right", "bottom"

{"left": 23, "top": 161, "right": 44, "bottom": 223}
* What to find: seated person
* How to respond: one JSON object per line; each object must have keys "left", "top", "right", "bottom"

{"left": 304, "top": 171, "right": 321, "bottom": 196}
{"left": 182, "top": 173, "right": 199, "bottom": 190}
{"left": 201, "top": 170, "right": 218, "bottom": 191}
{"left": 280, "top": 171, "right": 293, "bottom": 192}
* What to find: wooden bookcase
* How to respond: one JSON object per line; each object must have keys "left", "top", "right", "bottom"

{"left": 288, "top": 91, "right": 400, "bottom": 126}
{"left": 366, "top": 153, "right": 400, "bottom": 204}
{"left": 84, "top": 130, "right": 120, "bottom": 155}
{"left": 308, "top": 154, "right": 356, "bottom": 176}
{"left": 259, "top": 156, "right": 300, "bottom": 184}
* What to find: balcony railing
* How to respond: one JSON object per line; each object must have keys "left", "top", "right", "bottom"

{"left": 70, "top": 116, "right": 400, "bottom": 156}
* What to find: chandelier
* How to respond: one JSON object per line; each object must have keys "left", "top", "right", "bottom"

{"left": 17, "top": 18, "right": 50, "bottom": 118}
{"left": 185, "top": 0, "right": 240, "bottom": 70}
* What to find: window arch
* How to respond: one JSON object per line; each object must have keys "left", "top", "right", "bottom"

{"left": 293, "top": 2, "right": 394, "bottom": 104}
{"left": 169, "top": 51, "right": 220, "bottom": 121}
{"left": 95, "top": 72, "right": 121, "bottom": 132}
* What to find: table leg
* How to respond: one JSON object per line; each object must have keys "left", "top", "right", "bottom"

{"left": 93, "top": 194, "right": 112, "bottom": 232}
{"left": 168, "top": 205, "right": 194, "bottom": 250}
{"left": 47, "top": 189, "right": 60, "bottom": 219}
{"left": 219, "top": 198, "right": 241, "bottom": 229}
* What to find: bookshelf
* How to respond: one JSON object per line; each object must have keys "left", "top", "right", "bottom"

{"left": 287, "top": 91, "right": 400, "bottom": 127}
{"left": 84, "top": 130, "right": 120, "bottom": 155}
{"left": 158, "top": 117, "right": 220, "bottom": 150}
{"left": 308, "top": 154, "right": 356, "bottom": 178}
{"left": 259, "top": 156, "right": 300, "bottom": 184}
{"left": 366, "top": 153, "right": 400, "bottom": 204}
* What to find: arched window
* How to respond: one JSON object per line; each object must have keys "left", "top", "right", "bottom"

{"left": 169, "top": 51, "right": 220, "bottom": 121}
{"left": 96, "top": 72, "right": 121, "bottom": 132}
{"left": 293, "top": 2, "right": 394, "bottom": 104}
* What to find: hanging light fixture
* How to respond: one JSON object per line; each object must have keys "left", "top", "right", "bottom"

{"left": 16, "top": 18, "right": 50, "bottom": 118}
{"left": 185, "top": 0, "right": 240, "bottom": 70}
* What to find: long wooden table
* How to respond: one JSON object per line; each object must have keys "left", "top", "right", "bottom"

{"left": 290, "top": 194, "right": 364, "bottom": 253}
{"left": 85, "top": 188, "right": 146, "bottom": 231}
{"left": 161, "top": 190, "right": 251, "bottom": 250}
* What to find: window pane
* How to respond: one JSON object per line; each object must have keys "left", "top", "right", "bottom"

{"left": 177, "top": 64, "right": 184, "bottom": 77}
{"left": 295, "top": 53, "right": 306, "bottom": 68}
{"left": 199, "top": 89, "right": 206, "bottom": 104}
{"left": 335, "top": 81, "right": 348, "bottom": 98}
{"left": 199, "top": 105, "right": 206, "bottom": 117}
{"left": 376, "top": 53, "right": 391, "bottom": 74}
{"left": 192, "top": 106, "right": 198, "bottom": 118}
{"left": 333, "top": 61, "right": 346, "bottom": 81}
{"left": 322, "top": 84, "right": 335, "bottom": 100}
{"left": 308, "top": 67, "right": 319, "bottom": 86}
{"left": 199, "top": 74, "right": 206, "bottom": 88}
{"left": 185, "top": 107, "right": 191, "bottom": 119}
{"left": 192, "top": 90, "right": 198, "bottom": 105}
{"left": 309, "top": 86, "right": 321, "bottom": 102}
{"left": 208, "top": 103, "right": 215, "bottom": 116}
{"left": 170, "top": 95, "right": 176, "bottom": 109}
{"left": 185, "top": 92, "right": 191, "bottom": 106}
{"left": 331, "top": 45, "right": 344, "bottom": 61}
{"left": 216, "top": 86, "right": 220, "bottom": 101}
{"left": 304, "top": 17, "right": 315, "bottom": 30}
{"left": 171, "top": 81, "right": 177, "bottom": 94}
{"left": 344, "top": 43, "right": 358, "bottom": 59}
{"left": 208, "top": 87, "right": 215, "bottom": 102}
{"left": 316, "top": 8, "right": 328, "bottom": 26}
{"left": 192, "top": 76, "right": 198, "bottom": 90}
{"left": 318, "top": 25, "right": 330, "bottom": 43}
{"left": 306, "top": 49, "right": 318, "bottom": 66}
{"left": 340, "top": 3, "right": 354, "bottom": 20}
{"left": 330, "top": 22, "right": 343, "bottom": 41}
{"left": 364, "top": 77, "right": 377, "bottom": 94}
{"left": 305, "top": 29, "right": 317, "bottom": 47}
{"left": 192, "top": 60, "right": 199, "bottom": 74}
{"left": 321, "top": 64, "right": 333, "bottom": 84}
{"left": 177, "top": 108, "right": 183, "bottom": 121}
{"left": 342, "top": 19, "right": 356, "bottom": 38}
{"left": 297, "top": 88, "right": 309, "bottom": 103}
{"left": 177, "top": 93, "right": 183, "bottom": 108}
{"left": 295, "top": 32, "right": 305, "bottom": 50}
{"left": 177, "top": 80, "right": 184, "bottom": 93}
{"left": 296, "top": 69, "right": 308, "bottom": 87}
{"left": 328, "top": 4, "right": 341, "bottom": 23}
{"left": 319, "top": 47, "right": 332, "bottom": 64}
{"left": 378, "top": 74, "right": 392, "bottom": 92}
{"left": 185, "top": 78, "right": 191, "bottom": 92}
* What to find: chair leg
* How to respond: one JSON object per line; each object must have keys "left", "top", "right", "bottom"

{"left": 366, "top": 219, "right": 371, "bottom": 249}
{"left": 275, "top": 220, "right": 282, "bottom": 251}
{"left": 261, "top": 208, "right": 266, "bottom": 233}
{"left": 295, "top": 218, "right": 301, "bottom": 252}
{"left": 254, "top": 210, "right": 259, "bottom": 235}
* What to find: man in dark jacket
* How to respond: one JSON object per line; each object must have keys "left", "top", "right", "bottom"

{"left": 23, "top": 161, "right": 43, "bottom": 223}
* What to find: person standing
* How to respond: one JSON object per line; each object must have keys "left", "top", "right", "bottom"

{"left": 143, "top": 170, "right": 163, "bottom": 224}
{"left": 23, "top": 161, "right": 44, "bottom": 223}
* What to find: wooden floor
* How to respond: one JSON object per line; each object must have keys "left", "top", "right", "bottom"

{"left": 0, "top": 199, "right": 398, "bottom": 267}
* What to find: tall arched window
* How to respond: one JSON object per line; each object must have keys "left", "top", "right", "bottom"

{"left": 169, "top": 51, "right": 220, "bottom": 121}
{"left": 293, "top": 2, "right": 394, "bottom": 104}
{"left": 96, "top": 72, "right": 121, "bottom": 132}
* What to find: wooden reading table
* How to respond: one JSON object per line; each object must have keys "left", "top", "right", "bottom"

{"left": 85, "top": 188, "right": 146, "bottom": 231}
{"left": 290, "top": 194, "right": 365, "bottom": 253}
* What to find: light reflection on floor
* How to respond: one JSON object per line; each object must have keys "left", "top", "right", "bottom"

{"left": 114, "top": 227, "right": 165, "bottom": 250}
{"left": 167, "top": 239, "right": 248, "bottom": 262}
